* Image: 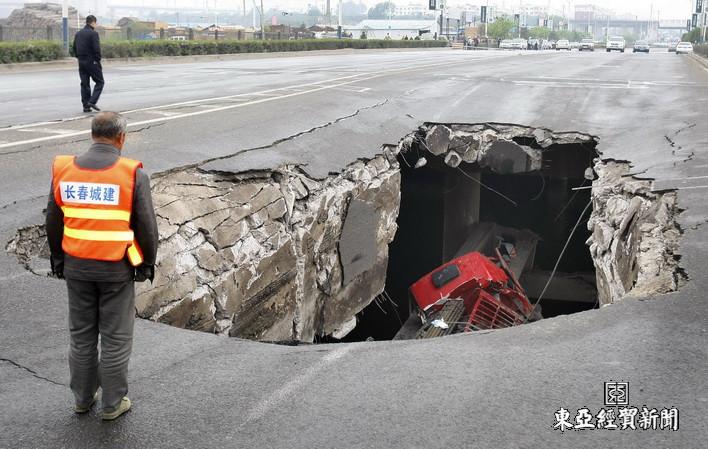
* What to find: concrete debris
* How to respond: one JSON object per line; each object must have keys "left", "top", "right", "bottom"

{"left": 402, "top": 123, "right": 590, "bottom": 173}
{"left": 134, "top": 154, "right": 400, "bottom": 342}
{"left": 587, "top": 161, "right": 683, "bottom": 305}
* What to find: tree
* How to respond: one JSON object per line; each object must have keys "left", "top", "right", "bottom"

{"left": 682, "top": 27, "right": 703, "bottom": 43}
{"left": 342, "top": 0, "right": 367, "bottom": 16}
{"left": 487, "top": 17, "right": 514, "bottom": 40}
{"left": 528, "top": 27, "right": 550, "bottom": 40}
{"left": 368, "top": 1, "right": 395, "bottom": 19}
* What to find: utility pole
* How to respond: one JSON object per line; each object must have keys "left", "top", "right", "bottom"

{"left": 337, "top": 0, "right": 342, "bottom": 38}
{"left": 703, "top": 0, "right": 707, "bottom": 43}
{"left": 485, "top": 0, "right": 489, "bottom": 38}
{"left": 260, "top": 0, "right": 264, "bottom": 39}
{"left": 62, "top": 0, "right": 69, "bottom": 55}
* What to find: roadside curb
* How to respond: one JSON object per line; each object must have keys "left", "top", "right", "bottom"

{"left": 689, "top": 52, "right": 708, "bottom": 69}
{"left": 0, "top": 46, "right": 449, "bottom": 73}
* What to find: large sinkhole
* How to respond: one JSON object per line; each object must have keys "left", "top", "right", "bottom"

{"left": 7, "top": 123, "right": 684, "bottom": 344}
{"left": 339, "top": 126, "right": 601, "bottom": 342}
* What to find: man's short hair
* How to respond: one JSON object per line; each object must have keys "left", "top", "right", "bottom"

{"left": 86, "top": 15, "right": 97, "bottom": 25}
{"left": 91, "top": 112, "right": 127, "bottom": 139}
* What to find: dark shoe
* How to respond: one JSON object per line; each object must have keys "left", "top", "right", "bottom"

{"left": 74, "top": 392, "right": 98, "bottom": 414}
{"left": 83, "top": 108, "right": 92, "bottom": 113}
{"left": 88, "top": 103, "right": 101, "bottom": 111}
{"left": 102, "top": 397, "right": 131, "bottom": 421}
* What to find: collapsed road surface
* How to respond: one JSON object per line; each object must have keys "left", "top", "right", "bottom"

{"left": 1, "top": 49, "right": 708, "bottom": 447}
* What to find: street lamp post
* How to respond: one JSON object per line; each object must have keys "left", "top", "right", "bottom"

{"left": 703, "top": 0, "right": 707, "bottom": 43}
{"left": 485, "top": 0, "right": 489, "bottom": 39}
{"left": 260, "top": 0, "right": 264, "bottom": 39}
{"left": 62, "top": 0, "right": 69, "bottom": 55}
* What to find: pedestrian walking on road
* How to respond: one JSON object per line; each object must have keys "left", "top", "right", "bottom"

{"left": 46, "top": 112, "right": 159, "bottom": 421}
{"left": 72, "top": 15, "right": 104, "bottom": 113}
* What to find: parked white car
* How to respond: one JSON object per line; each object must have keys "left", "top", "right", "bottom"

{"left": 500, "top": 39, "right": 514, "bottom": 49}
{"left": 556, "top": 39, "right": 571, "bottom": 51}
{"left": 675, "top": 42, "right": 694, "bottom": 55}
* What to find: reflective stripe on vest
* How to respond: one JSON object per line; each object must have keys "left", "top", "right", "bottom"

{"left": 53, "top": 155, "right": 145, "bottom": 266}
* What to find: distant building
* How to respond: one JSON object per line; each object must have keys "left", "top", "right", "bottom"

{"left": 393, "top": 4, "right": 430, "bottom": 17}
{"left": 346, "top": 19, "right": 437, "bottom": 39}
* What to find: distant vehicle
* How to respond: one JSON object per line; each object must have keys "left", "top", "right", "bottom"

{"left": 570, "top": 41, "right": 580, "bottom": 49}
{"left": 579, "top": 38, "right": 595, "bottom": 51}
{"left": 556, "top": 39, "right": 571, "bottom": 51}
{"left": 606, "top": 36, "right": 626, "bottom": 52}
{"left": 511, "top": 38, "right": 527, "bottom": 49}
{"left": 500, "top": 39, "right": 514, "bottom": 49}
{"left": 668, "top": 41, "right": 679, "bottom": 52}
{"left": 676, "top": 42, "right": 694, "bottom": 54}
{"left": 633, "top": 40, "right": 650, "bottom": 53}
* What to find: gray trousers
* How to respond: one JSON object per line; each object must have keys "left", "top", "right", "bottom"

{"left": 66, "top": 279, "right": 134, "bottom": 412}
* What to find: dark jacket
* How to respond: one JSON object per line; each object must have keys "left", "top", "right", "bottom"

{"left": 46, "top": 144, "right": 159, "bottom": 282}
{"left": 72, "top": 25, "right": 101, "bottom": 61}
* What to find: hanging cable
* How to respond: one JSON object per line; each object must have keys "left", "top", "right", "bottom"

{"left": 525, "top": 199, "right": 592, "bottom": 323}
{"left": 530, "top": 173, "right": 545, "bottom": 201}
{"left": 457, "top": 166, "right": 518, "bottom": 207}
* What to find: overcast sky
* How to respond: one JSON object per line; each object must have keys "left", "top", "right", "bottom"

{"left": 263, "top": 0, "right": 697, "bottom": 20}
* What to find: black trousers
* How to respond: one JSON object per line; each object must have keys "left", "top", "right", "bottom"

{"left": 66, "top": 278, "right": 134, "bottom": 412}
{"left": 78, "top": 58, "right": 104, "bottom": 108}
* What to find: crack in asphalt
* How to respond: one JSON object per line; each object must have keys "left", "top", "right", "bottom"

{"left": 151, "top": 97, "right": 393, "bottom": 180}
{"left": 201, "top": 97, "right": 393, "bottom": 171}
{"left": 0, "top": 357, "right": 66, "bottom": 387}
{"left": 665, "top": 123, "right": 697, "bottom": 162}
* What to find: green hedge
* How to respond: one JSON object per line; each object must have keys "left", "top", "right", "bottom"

{"left": 695, "top": 44, "right": 708, "bottom": 58}
{"left": 0, "top": 41, "right": 64, "bottom": 63}
{"left": 99, "top": 38, "right": 447, "bottom": 58}
{"left": 1, "top": 38, "right": 446, "bottom": 64}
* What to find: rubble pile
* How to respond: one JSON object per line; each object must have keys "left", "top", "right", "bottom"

{"left": 399, "top": 123, "right": 596, "bottom": 173}
{"left": 135, "top": 155, "right": 400, "bottom": 341}
{"left": 588, "top": 161, "right": 683, "bottom": 305}
{"left": 1, "top": 3, "right": 80, "bottom": 28}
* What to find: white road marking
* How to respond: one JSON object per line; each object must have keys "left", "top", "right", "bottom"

{"left": 0, "top": 58, "right": 471, "bottom": 150}
{"left": 512, "top": 80, "right": 649, "bottom": 89}
{"left": 672, "top": 185, "right": 708, "bottom": 190}
{"left": 330, "top": 85, "right": 372, "bottom": 93}
{"left": 17, "top": 127, "right": 81, "bottom": 135}
{"left": 658, "top": 175, "right": 708, "bottom": 182}
{"left": 242, "top": 345, "right": 355, "bottom": 424}
{"left": 142, "top": 110, "right": 184, "bottom": 117}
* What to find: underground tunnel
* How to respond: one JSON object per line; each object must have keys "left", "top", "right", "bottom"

{"left": 6, "top": 123, "right": 685, "bottom": 344}
{"left": 339, "top": 125, "right": 601, "bottom": 342}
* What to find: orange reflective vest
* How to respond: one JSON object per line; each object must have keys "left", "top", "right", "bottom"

{"left": 52, "top": 155, "right": 144, "bottom": 266}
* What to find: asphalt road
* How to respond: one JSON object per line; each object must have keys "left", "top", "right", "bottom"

{"left": 1, "top": 48, "right": 707, "bottom": 448}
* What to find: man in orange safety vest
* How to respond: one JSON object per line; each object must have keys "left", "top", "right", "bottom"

{"left": 46, "top": 111, "right": 158, "bottom": 421}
